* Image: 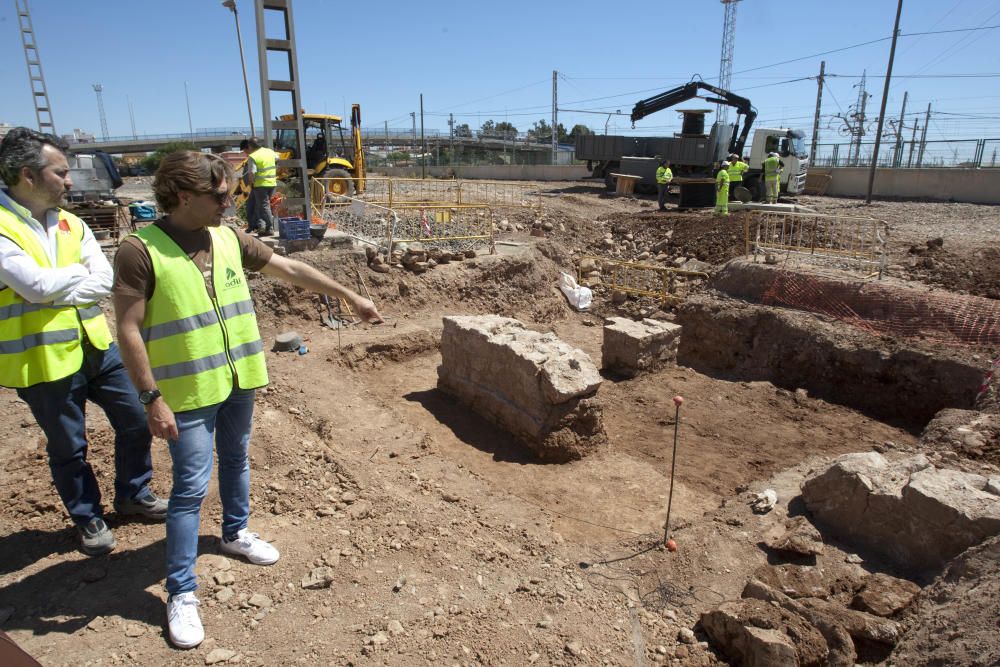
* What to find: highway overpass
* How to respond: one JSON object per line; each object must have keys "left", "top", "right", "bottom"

{"left": 66, "top": 129, "right": 558, "bottom": 156}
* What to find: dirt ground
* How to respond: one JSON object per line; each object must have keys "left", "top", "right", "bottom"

{"left": 1, "top": 180, "right": 997, "bottom": 666}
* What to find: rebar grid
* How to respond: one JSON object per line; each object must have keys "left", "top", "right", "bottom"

{"left": 313, "top": 197, "right": 397, "bottom": 252}
{"left": 313, "top": 197, "right": 495, "bottom": 255}
{"left": 577, "top": 256, "right": 710, "bottom": 303}
{"left": 390, "top": 205, "right": 495, "bottom": 254}
{"left": 351, "top": 177, "right": 542, "bottom": 210}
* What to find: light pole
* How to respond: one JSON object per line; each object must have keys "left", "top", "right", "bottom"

{"left": 222, "top": 0, "right": 256, "bottom": 138}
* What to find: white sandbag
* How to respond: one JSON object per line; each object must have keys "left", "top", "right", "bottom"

{"left": 558, "top": 272, "right": 592, "bottom": 311}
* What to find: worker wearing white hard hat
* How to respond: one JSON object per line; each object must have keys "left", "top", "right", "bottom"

{"left": 715, "top": 162, "right": 731, "bottom": 216}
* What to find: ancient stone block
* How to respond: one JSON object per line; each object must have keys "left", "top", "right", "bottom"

{"left": 801, "top": 453, "right": 1000, "bottom": 573}
{"left": 850, "top": 573, "right": 920, "bottom": 617}
{"left": 700, "top": 599, "right": 828, "bottom": 667}
{"left": 437, "top": 315, "right": 606, "bottom": 461}
{"left": 766, "top": 516, "right": 825, "bottom": 556}
{"left": 602, "top": 317, "right": 681, "bottom": 378}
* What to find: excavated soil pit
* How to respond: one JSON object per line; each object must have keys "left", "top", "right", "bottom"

{"left": 2, "top": 205, "right": 993, "bottom": 665}
{"left": 677, "top": 260, "right": 990, "bottom": 428}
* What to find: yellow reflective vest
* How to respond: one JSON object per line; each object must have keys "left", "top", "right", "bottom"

{"left": 727, "top": 161, "right": 748, "bottom": 182}
{"left": 655, "top": 166, "right": 673, "bottom": 185}
{"left": 250, "top": 147, "right": 278, "bottom": 188}
{"left": 716, "top": 168, "right": 730, "bottom": 191}
{"left": 133, "top": 224, "right": 268, "bottom": 412}
{"left": 0, "top": 205, "right": 112, "bottom": 388}
{"left": 763, "top": 156, "right": 782, "bottom": 180}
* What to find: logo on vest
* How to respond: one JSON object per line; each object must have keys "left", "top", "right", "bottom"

{"left": 224, "top": 267, "right": 242, "bottom": 289}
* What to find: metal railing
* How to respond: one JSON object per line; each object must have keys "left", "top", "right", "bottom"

{"left": 746, "top": 211, "right": 889, "bottom": 278}
{"left": 813, "top": 138, "right": 1000, "bottom": 169}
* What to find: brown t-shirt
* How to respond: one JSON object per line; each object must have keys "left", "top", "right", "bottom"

{"left": 113, "top": 218, "right": 273, "bottom": 301}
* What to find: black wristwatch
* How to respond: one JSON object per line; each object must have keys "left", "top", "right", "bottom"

{"left": 138, "top": 389, "right": 162, "bottom": 405}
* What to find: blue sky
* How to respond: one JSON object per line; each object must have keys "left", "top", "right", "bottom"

{"left": 2, "top": 0, "right": 998, "bottom": 148}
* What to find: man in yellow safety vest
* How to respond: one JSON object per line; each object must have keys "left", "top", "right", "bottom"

{"left": 726, "top": 154, "right": 748, "bottom": 201}
{"left": 0, "top": 128, "right": 166, "bottom": 557}
{"left": 762, "top": 151, "right": 784, "bottom": 204}
{"left": 655, "top": 159, "right": 673, "bottom": 211}
{"left": 240, "top": 137, "right": 278, "bottom": 236}
{"left": 715, "top": 161, "right": 730, "bottom": 216}
{"left": 113, "top": 150, "right": 382, "bottom": 650}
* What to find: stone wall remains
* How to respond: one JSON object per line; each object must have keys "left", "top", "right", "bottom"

{"left": 437, "top": 315, "right": 606, "bottom": 461}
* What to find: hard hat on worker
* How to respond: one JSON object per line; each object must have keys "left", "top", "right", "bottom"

{"left": 721, "top": 161, "right": 730, "bottom": 167}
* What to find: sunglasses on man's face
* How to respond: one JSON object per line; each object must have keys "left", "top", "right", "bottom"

{"left": 203, "top": 189, "right": 234, "bottom": 205}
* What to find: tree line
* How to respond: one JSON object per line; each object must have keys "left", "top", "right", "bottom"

{"left": 452, "top": 119, "right": 592, "bottom": 144}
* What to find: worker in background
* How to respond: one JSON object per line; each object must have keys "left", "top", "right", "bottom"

{"left": 113, "top": 151, "right": 382, "bottom": 650}
{"left": 715, "top": 161, "right": 730, "bottom": 216}
{"left": 240, "top": 137, "right": 277, "bottom": 236}
{"left": 726, "top": 153, "right": 748, "bottom": 201}
{"left": 762, "top": 151, "right": 784, "bottom": 204}
{"left": 308, "top": 132, "right": 327, "bottom": 167}
{"left": 655, "top": 159, "right": 673, "bottom": 211}
{"left": 0, "top": 128, "right": 165, "bottom": 557}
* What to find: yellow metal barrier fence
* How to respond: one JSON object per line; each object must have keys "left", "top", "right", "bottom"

{"left": 745, "top": 211, "right": 888, "bottom": 277}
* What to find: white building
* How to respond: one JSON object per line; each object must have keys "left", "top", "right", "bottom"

{"left": 62, "top": 128, "right": 96, "bottom": 144}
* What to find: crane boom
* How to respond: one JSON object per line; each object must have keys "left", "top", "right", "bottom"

{"left": 630, "top": 81, "right": 758, "bottom": 156}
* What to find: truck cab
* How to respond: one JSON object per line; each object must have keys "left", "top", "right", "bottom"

{"left": 746, "top": 128, "right": 809, "bottom": 196}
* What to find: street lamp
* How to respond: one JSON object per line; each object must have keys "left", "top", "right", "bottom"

{"left": 222, "top": 0, "right": 256, "bottom": 138}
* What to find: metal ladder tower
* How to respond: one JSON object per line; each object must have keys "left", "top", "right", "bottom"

{"left": 717, "top": 0, "right": 741, "bottom": 127}
{"left": 16, "top": 0, "right": 56, "bottom": 135}
{"left": 92, "top": 84, "right": 109, "bottom": 140}
{"left": 253, "top": 0, "right": 310, "bottom": 223}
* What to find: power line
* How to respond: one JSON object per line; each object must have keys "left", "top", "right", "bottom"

{"left": 897, "top": 0, "right": 966, "bottom": 62}
{"left": 828, "top": 73, "right": 1000, "bottom": 78}
{"left": 913, "top": 11, "right": 1000, "bottom": 74}
{"left": 732, "top": 24, "right": 1000, "bottom": 76}
{"left": 733, "top": 37, "right": 892, "bottom": 75}
{"left": 426, "top": 79, "right": 548, "bottom": 115}
{"left": 905, "top": 23, "right": 1000, "bottom": 37}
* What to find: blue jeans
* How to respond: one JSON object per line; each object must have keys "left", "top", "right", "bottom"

{"left": 165, "top": 388, "right": 255, "bottom": 595}
{"left": 657, "top": 183, "right": 669, "bottom": 209}
{"left": 16, "top": 342, "right": 153, "bottom": 527}
{"left": 247, "top": 186, "right": 275, "bottom": 233}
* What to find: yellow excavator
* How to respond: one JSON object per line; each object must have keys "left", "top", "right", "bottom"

{"left": 273, "top": 103, "right": 366, "bottom": 202}
{"left": 237, "top": 103, "right": 366, "bottom": 207}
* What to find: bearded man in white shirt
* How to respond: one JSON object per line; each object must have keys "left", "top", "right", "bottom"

{"left": 0, "top": 128, "right": 166, "bottom": 556}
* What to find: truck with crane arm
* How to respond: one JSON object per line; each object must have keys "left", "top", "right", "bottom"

{"left": 574, "top": 79, "right": 809, "bottom": 201}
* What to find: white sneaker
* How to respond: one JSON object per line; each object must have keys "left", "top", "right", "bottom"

{"left": 220, "top": 529, "right": 280, "bottom": 565}
{"left": 167, "top": 592, "right": 204, "bottom": 649}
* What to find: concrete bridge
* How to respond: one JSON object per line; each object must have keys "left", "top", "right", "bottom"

{"left": 66, "top": 131, "right": 249, "bottom": 155}
{"left": 66, "top": 129, "right": 558, "bottom": 156}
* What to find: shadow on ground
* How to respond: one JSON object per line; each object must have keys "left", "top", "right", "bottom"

{"left": 0, "top": 534, "right": 219, "bottom": 640}
{"left": 404, "top": 388, "right": 543, "bottom": 465}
